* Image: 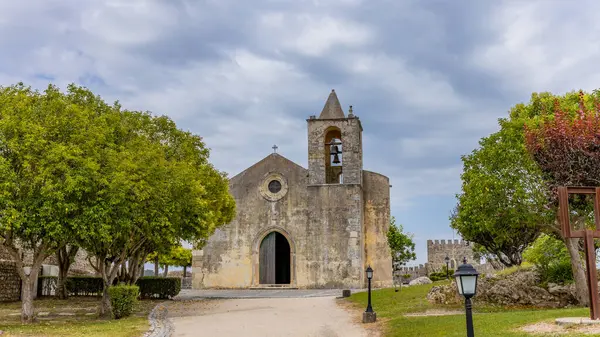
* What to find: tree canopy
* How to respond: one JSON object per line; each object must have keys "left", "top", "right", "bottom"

{"left": 450, "top": 113, "right": 551, "bottom": 266}
{"left": 386, "top": 216, "right": 416, "bottom": 268}
{"left": 453, "top": 89, "right": 600, "bottom": 305}
{"left": 0, "top": 83, "right": 119, "bottom": 321}
{"left": 0, "top": 83, "right": 236, "bottom": 320}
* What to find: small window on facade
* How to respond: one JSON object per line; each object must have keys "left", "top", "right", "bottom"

{"left": 268, "top": 180, "right": 282, "bottom": 193}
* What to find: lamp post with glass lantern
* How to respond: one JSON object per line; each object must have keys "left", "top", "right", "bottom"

{"left": 454, "top": 257, "right": 479, "bottom": 337}
{"left": 445, "top": 255, "right": 450, "bottom": 279}
{"left": 362, "top": 266, "right": 376, "bottom": 323}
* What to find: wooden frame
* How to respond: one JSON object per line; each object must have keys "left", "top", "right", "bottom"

{"left": 558, "top": 186, "right": 600, "bottom": 320}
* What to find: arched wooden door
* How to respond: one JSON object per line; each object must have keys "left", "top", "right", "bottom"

{"left": 259, "top": 232, "right": 291, "bottom": 284}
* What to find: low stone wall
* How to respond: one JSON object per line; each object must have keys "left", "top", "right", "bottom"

{"left": 427, "top": 269, "right": 578, "bottom": 308}
{"left": 0, "top": 262, "right": 21, "bottom": 302}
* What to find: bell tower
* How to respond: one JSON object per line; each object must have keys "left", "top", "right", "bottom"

{"left": 307, "top": 90, "right": 363, "bottom": 185}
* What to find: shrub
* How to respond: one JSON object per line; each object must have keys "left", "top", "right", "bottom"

{"left": 429, "top": 272, "right": 448, "bottom": 282}
{"left": 545, "top": 261, "right": 573, "bottom": 284}
{"left": 65, "top": 276, "right": 104, "bottom": 296}
{"left": 108, "top": 285, "right": 139, "bottom": 319}
{"left": 429, "top": 267, "right": 454, "bottom": 282}
{"left": 136, "top": 277, "right": 181, "bottom": 299}
{"left": 523, "top": 234, "right": 573, "bottom": 284}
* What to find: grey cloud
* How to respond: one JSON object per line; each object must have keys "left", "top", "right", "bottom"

{"left": 1, "top": 0, "right": 594, "bottom": 218}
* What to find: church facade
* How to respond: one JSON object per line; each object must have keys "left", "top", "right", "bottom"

{"left": 191, "top": 90, "right": 393, "bottom": 289}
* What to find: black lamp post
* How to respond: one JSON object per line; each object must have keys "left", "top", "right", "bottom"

{"left": 362, "top": 266, "right": 376, "bottom": 323}
{"left": 454, "top": 257, "right": 479, "bottom": 337}
{"left": 445, "top": 255, "right": 450, "bottom": 280}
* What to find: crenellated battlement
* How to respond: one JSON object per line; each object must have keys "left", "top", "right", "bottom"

{"left": 427, "top": 239, "right": 470, "bottom": 246}
{"left": 396, "top": 264, "right": 425, "bottom": 273}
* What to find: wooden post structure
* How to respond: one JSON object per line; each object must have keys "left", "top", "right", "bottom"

{"left": 558, "top": 186, "right": 600, "bottom": 320}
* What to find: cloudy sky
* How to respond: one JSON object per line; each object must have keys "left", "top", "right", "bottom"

{"left": 1, "top": 0, "right": 598, "bottom": 264}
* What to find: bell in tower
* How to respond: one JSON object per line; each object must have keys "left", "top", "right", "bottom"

{"left": 306, "top": 89, "right": 363, "bottom": 185}
{"left": 330, "top": 140, "right": 342, "bottom": 165}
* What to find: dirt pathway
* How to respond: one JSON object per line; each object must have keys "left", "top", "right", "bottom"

{"left": 168, "top": 296, "right": 376, "bottom": 337}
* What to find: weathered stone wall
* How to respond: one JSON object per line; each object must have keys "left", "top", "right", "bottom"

{"left": 426, "top": 239, "right": 477, "bottom": 273}
{"left": 362, "top": 171, "right": 393, "bottom": 287}
{"left": 307, "top": 117, "right": 363, "bottom": 185}
{"left": 68, "top": 249, "right": 97, "bottom": 276}
{"left": 193, "top": 153, "right": 310, "bottom": 288}
{"left": 305, "top": 184, "right": 364, "bottom": 288}
{"left": 0, "top": 262, "right": 21, "bottom": 302}
{"left": 192, "top": 152, "right": 387, "bottom": 289}
{"left": 395, "top": 264, "right": 427, "bottom": 283}
{"left": 0, "top": 245, "right": 96, "bottom": 276}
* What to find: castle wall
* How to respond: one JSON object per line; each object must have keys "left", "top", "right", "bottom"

{"left": 427, "top": 239, "right": 477, "bottom": 273}
{"left": 395, "top": 264, "right": 427, "bottom": 283}
{"left": 362, "top": 171, "right": 393, "bottom": 287}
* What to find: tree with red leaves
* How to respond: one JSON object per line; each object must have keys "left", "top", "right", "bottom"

{"left": 525, "top": 90, "right": 600, "bottom": 306}
{"left": 525, "top": 91, "right": 600, "bottom": 194}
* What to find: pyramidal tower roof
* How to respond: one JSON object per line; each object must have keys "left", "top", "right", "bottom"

{"left": 319, "top": 89, "right": 345, "bottom": 119}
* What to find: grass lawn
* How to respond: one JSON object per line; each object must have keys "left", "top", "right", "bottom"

{"left": 347, "top": 282, "right": 595, "bottom": 337}
{"left": 0, "top": 297, "right": 161, "bottom": 337}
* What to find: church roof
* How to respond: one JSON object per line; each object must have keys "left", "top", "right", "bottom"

{"left": 229, "top": 153, "right": 307, "bottom": 182}
{"left": 319, "top": 89, "right": 345, "bottom": 119}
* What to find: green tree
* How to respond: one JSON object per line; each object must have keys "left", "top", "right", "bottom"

{"left": 523, "top": 89, "right": 600, "bottom": 305}
{"left": 146, "top": 245, "right": 192, "bottom": 277}
{"left": 450, "top": 113, "right": 551, "bottom": 267}
{"left": 453, "top": 90, "right": 600, "bottom": 305}
{"left": 169, "top": 246, "right": 192, "bottom": 277}
{"left": 387, "top": 216, "right": 416, "bottom": 268}
{"left": 0, "top": 83, "right": 236, "bottom": 319}
{"left": 0, "top": 83, "right": 114, "bottom": 322}
{"left": 78, "top": 108, "right": 235, "bottom": 316}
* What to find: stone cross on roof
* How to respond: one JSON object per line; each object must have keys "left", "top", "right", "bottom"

{"left": 272, "top": 144, "right": 278, "bottom": 153}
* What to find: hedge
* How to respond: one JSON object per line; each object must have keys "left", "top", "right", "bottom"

{"left": 136, "top": 277, "right": 181, "bottom": 299}
{"left": 108, "top": 285, "right": 139, "bottom": 319}
{"left": 66, "top": 276, "right": 105, "bottom": 296}
{"left": 37, "top": 275, "right": 182, "bottom": 299}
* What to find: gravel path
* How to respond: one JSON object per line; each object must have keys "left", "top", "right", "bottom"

{"left": 167, "top": 296, "right": 374, "bottom": 337}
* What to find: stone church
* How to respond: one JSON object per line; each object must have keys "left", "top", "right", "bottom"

{"left": 192, "top": 90, "right": 393, "bottom": 289}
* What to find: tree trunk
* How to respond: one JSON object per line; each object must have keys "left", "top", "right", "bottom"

{"left": 101, "top": 280, "right": 111, "bottom": 317}
{"left": 121, "top": 251, "right": 147, "bottom": 285}
{"left": 57, "top": 246, "right": 79, "bottom": 299}
{"left": 565, "top": 237, "right": 589, "bottom": 306}
{"left": 154, "top": 256, "right": 159, "bottom": 276}
{"left": 21, "top": 276, "right": 36, "bottom": 323}
{"left": 163, "top": 265, "right": 169, "bottom": 277}
{"left": 56, "top": 266, "right": 69, "bottom": 300}
{"left": 98, "top": 259, "right": 123, "bottom": 318}
{"left": 183, "top": 265, "right": 187, "bottom": 278}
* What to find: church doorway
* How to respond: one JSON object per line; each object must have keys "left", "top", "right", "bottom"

{"left": 259, "top": 231, "right": 291, "bottom": 284}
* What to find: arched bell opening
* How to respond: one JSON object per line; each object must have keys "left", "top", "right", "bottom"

{"left": 324, "top": 127, "right": 343, "bottom": 184}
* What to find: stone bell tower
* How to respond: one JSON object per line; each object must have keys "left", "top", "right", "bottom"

{"left": 306, "top": 89, "right": 363, "bottom": 186}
